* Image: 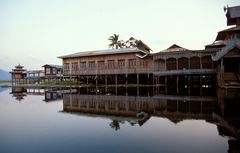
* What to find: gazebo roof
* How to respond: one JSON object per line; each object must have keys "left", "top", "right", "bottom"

{"left": 15, "top": 64, "right": 24, "bottom": 69}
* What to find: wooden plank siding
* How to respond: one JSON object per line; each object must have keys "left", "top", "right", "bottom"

{"left": 62, "top": 53, "right": 153, "bottom": 76}
{"left": 153, "top": 49, "right": 218, "bottom": 76}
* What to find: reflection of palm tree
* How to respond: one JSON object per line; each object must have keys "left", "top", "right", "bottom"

{"left": 108, "top": 34, "right": 125, "bottom": 49}
{"left": 110, "top": 120, "right": 120, "bottom": 131}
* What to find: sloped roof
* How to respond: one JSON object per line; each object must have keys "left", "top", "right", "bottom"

{"left": 15, "top": 64, "right": 24, "bottom": 69}
{"left": 163, "top": 44, "right": 188, "bottom": 52}
{"left": 42, "top": 64, "right": 62, "bottom": 69}
{"left": 205, "top": 41, "right": 226, "bottom": 49}
{"left": 216, "top": 26, "right": 240, "bottom": 41}
{"left": 226, "top": 6, "right": 240, "bottom": 19}
{"left": 226, "top": 6, "right": 240, "bottom": 26}
{"left": 212, "top": 38, "right": 240, "bottom": 61}
{"left": 136, "top": 40, "right": 152, "bottom": 51}
{"left": 58, "top": 47, "right": 144, "bottom": 59}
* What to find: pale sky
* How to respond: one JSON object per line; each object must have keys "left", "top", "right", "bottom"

{"left": 0, "top": 0, "right": 240, "bottom": 71}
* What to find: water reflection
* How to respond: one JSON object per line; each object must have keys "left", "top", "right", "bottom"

{"left": 63, "top": 87, "right": 239, "bottom": 152}
{"left": 7, "top": 86, "right": 240, "bottom": 153}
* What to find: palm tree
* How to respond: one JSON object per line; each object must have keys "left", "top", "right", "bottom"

{"left": 108, "top": 34, "right": 125, "bottom": 49}
{"left": 125, "top": 37, "right": 138, "bottom": 48}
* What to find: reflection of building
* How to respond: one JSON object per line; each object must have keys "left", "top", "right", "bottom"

{"left": 62, "top": 90, "right": 218, "bottom": 127}
{"left": 216, "top": 88, "right": 240, "bottom": 153}
{"left": 44, "top": 89, "right": 77, "bottom": 102}
{"left": 61, "top": 87, "right": 240, "bottom": 151}
{"left": 26, "top": 88, "right": 45, "bottom": 95}
{"left": 10, "top": 87, "right": 45, "bottom": 101}
{"left": 10, "top": 87, "right": 27, "bottom": 102}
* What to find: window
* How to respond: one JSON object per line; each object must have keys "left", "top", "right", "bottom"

{"left": 80, "top": 62, "right": 86, "bottom": 70}
{"left": 190, "top": 56, "right": 200, "bottom": 69}
{"left": 89, "top": 61, "right": 96, "bottom": 70}
{"left": 98, "top": 61, "right": 105, "bottom": 69}
{"left": 108, "top": 60, "right": 115, "bottom": 69}
{"left": 201, "top": 56, "right": 212, "bottom": 69}
{"left": 118, "top": 59, "right": 125, "bottom": 68}
{"left": 178, "top": 57, "right": 189, "bottom": 69}
{"left": 128, "top": 59, "right": 136, "bottom": 68}
{"left": 64, "top": 63, "right": 70, "bottom": 70}
{"left": 166, "top": 58, "right": 177, "bottom": 70}
{"left": 63, "top": 63, "right": 70, "bottom": 74}
{"left": 52, "top": 68, "right": 56, "bottom": 74}
{"left": 46, "top": 67, "right": 51, "bottom": 74}
{"left": 139, "top": 60, "right": 148, "bottom": 68}
{"left": 72, "top": 62, "right": 78, "bottom": 71}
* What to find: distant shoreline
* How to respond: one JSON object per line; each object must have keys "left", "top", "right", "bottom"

{"left": 0, "top": 80, "right": 11, "bottom": 83}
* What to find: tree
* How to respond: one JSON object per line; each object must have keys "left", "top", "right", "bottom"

{"left": 109, "top": 120, "right": 120, "bottom": 131}
{"left": 108, "top": 34, "right": 125, "bottom": 49}
{"left": 125, "top": 37, "right": 138, "bottom": 48}
{"left": 108, "top": 34, "right": 140, "bottom": 49}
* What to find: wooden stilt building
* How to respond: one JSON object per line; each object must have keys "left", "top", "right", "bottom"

{"left": 58, "top": 41, "right": 153, "bottom": 86}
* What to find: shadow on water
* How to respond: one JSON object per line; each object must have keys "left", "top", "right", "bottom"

{"left": 8, "top": 85, "right": 240, "bottom": 153}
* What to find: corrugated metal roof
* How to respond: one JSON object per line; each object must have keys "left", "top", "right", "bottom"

{"left": 58, "top": 47, "right": 143, "bottom": 59}
{"left": 42, "top": 64, "right": 62, "bottom": 69}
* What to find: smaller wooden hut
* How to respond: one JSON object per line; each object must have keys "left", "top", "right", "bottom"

{"left": 42, "top": 64, "right": 63, "bottom": 79}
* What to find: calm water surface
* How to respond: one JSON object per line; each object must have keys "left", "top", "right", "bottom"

{"left": 0, "top": 87, "right": 239, "bottom": 153}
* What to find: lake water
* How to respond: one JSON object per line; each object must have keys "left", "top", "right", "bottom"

{"left": 0, "top": 86, "right": 239, "bottom": 153}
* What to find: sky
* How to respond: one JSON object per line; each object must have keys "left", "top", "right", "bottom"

{"left": 0, "top": 0, "right": 240, "bottom": 71}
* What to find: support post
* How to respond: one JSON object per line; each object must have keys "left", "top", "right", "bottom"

{"left": 188, "top": 75, "right": 191, "bottom": 95}
{"left": 95, "top": 75, "right": 98, "bottom": 86}
{"left": 137, "top": 74, "right": 139, "bottom": 85}
{"left": 105, "top": 75, "right": 107, "bottom": 86}
{"left": 165, "top": 76, "right": 167, "bottom": 94}
{"left": 125, "top": 74, "right": 128, "bottom": 86}
{"left": 200, "top": 74, "right": 202, "bottom": 96}
{"left": 147, "top": 73, "right": 149, "bottom": 85}
{"left": 115, "top": 74, "right": 117, "bottom": 85}
{"left": 176, "top": 75, "right": 179, "bottom": 94}
{"left": 86, "top": 75, "right": 89, "bottom": 85}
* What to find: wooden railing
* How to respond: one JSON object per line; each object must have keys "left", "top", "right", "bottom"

{"left": 64, "top": 65, "right": 154, "bottom": 76}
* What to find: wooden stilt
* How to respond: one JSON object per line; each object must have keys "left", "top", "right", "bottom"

{"left": 188, "top": 75, "right": 191, "bottom": 95}
{"left": 105, "top": 75, "right": 107, "bottom": 86}
{"left": 115, "top": 74, "right": 117, "bottom": 85}
{"left": 177, "top": 75, "right": 179, "bottom": 94}
{"left": 137, "top": 74, "right": 139, "bottom": 85}
{"left": 125, "top": 74, "right": 128, "bottom": 86}
{"left": 165, "top": 76, "right": 167, "bottom": 94}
